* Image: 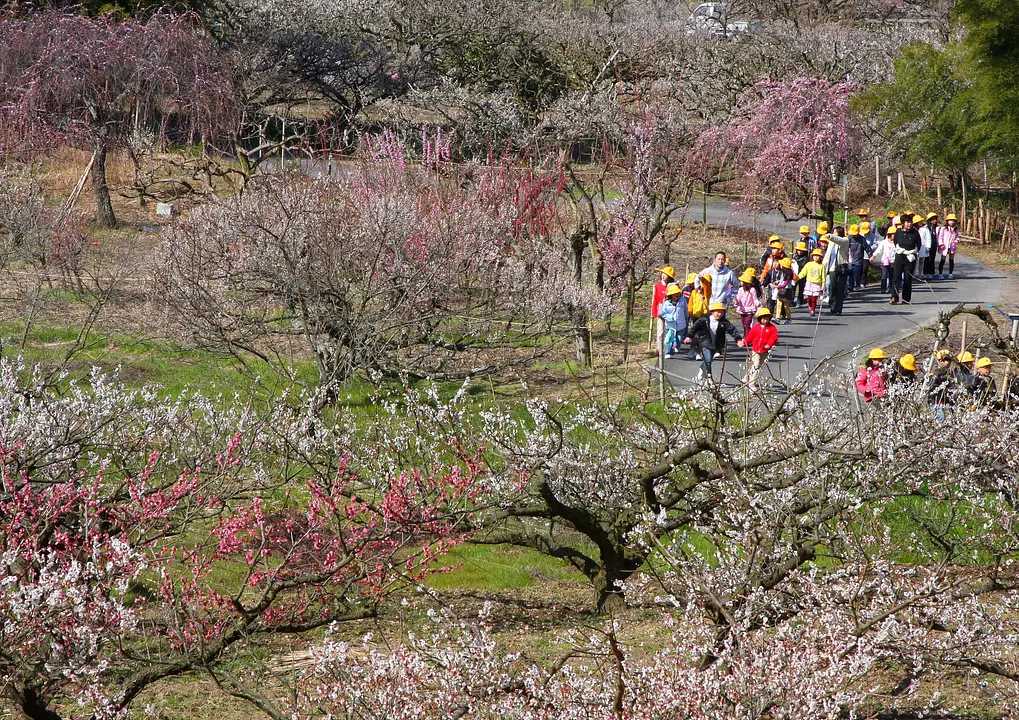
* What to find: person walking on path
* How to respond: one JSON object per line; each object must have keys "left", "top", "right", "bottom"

{"left": 937, "top": 213, "right": 960, "bottom": 279}
{"left": 737, "top": 307, "right": 778, "bottom": 391}
{"left": 759, "top": 236, "right": 784, "bottom": 267}
{"left": 657, "top": 284, "right": 688, "bottom": 358}
{"left": 921, "top": 213, "right": 939, "bottom": 278}
{"left": 823, "top": 226, "right": 850, "bottom": 315}
{"left": 684, "top": 301, "right": 743, "bottom": 383}
{"left": 859, "top": 220, "right": 876, "bottom": 288}
{"left": 733, "top": 269, "right": 762, "bottom": 335}
{"left": 792, "top": 240, "right": 810, "bottom": 307}
{"left": 856, "top": 348, "right": 889, "bottom": 404}
{"left": 698, "top": 251, "right": 738, "bottom": 308}
{"left": 800, "top": 248, "right": 827, "bottom": 315}
{"left": 848, "top": 224, "right": 866, "bottom": 292}
{"left": 890, "top": 214, "right": 922, "bottom": 305}
{"left": 810, "top": 221, "right": 830, "bottom": 253}
{"left": 871, "top": 226, "right": 896, "bottom": 294}
{"left": 651, "top": 266, "right": 676, "bottom": 353}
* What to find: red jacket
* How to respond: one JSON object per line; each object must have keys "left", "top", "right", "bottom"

{"left": 742, "top": 322, "right": 778, "bottom": 354}
{"left": 652, "top": 280, "right": 671, "bottom": 317}
{"left": 855, "top": 365, "right": 887, "bottom": 403}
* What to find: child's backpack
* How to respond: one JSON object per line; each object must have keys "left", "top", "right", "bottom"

{"left": 688, "top": 289, "right": 707, "bottom": 319}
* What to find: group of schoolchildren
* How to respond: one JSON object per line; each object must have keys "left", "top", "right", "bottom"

{"left": 856, "top": 346, "right": 1017, "bottom": 411}
{"left": 652, "top": 254, "right": 775, "bottom": 388}
{"left": 754, "top": 207, "right": 962, "bottom": 312}
{"left": 651, "top": 207, "right": 965, "bottom": 387}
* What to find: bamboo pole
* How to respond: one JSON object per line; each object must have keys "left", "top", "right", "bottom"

{"left": 961, "top": 320, "right": 968, "bottom": 355}
{"left": 1003, "top": 360, "right": 1013, "bottom": 404}
{"left": 886, "top": 175, "right": 893, "bottom": 195}
{"left": 875, "top": 156, "right": 880, "bottom": 196}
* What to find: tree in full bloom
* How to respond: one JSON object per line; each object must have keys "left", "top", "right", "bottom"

{"left": 696, "top": 77, "right": 860, "bottom": 223}
{"left": 0, "top": 360, "right": 483, "bottom": 720}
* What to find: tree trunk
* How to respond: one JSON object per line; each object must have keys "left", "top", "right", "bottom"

{"left": 92, "top": 136, "right": 117, "bottom": 229}
{"left": 621, "top": 272, "right": 635, "bottom": 363}
{"left": 571, "top": 231, "right": 593, "bottom": 368}
{"left": 10, "top": 687, "right": 64, "bottom": 720}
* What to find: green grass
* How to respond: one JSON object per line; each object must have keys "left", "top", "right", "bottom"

{"left": 426, "top": 543, "right": 587, "bottom": 591}
{"left": 0, "top": 322, "right": 316, "bottom": 399}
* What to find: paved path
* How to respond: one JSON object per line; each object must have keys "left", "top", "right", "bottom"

{"left": 660, "top": 201, "right": 1015, "bottom": 388}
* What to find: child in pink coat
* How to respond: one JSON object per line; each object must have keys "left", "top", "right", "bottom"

{"left": 733, "top": 269, "right": 762, "bottom": 334}
{"left": 855, "top": 348, "right": 889, "bottom": 404}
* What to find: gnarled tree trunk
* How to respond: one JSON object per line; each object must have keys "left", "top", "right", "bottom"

{"left": 92, "top": 135, "right": 117, "bottom": 229}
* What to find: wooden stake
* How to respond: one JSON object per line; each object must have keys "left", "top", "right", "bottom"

{"left": 1002, "top": 360, "right": 1012, "bottom": 404}
{"left": 936, "top": 181, "right": 942, "bottom": 205}
{"left": 962, "top": 175, "right": 967, "bottom": 226}
{"left": 897, "top": 172, "right": 904, "bottom": 193}
{"left": 875, "top": 156, "right": 880, "bottom": 196}
{"left": 961, "top": 320, "right": 968, "bottom": 354}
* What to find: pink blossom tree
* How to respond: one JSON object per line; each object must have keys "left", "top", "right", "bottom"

{"left": 0, "top": 360, "right": 483, "bottom": 720}
{"left": 696, "top": 77, "right": 860, "bottom": 223}
{"left": 0, "top": 10, "right": 238, "bottom": 228}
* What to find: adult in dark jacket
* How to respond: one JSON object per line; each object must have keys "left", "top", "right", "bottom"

{"left": 890, "top": 214, "right": 922, "bottom": 304}
{"left": 684, "top": 301, "right": 743, "bottom": 382}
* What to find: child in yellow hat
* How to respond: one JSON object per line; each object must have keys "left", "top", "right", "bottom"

{"left": 733, "top": 268, "right": 762, "bottom": 334}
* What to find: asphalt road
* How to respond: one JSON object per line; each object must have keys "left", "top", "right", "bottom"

{"left": 659, "top": 201, "right": 1015, "bottom": 388}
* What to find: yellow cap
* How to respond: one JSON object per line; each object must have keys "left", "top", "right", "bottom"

{"left": 912, "top": 214, "right": 924, "bottom": 223}
{"left": 894, "top": 216, "right": 903, "bottom": 226}
{"left": 817, "top": 221, "right": 830, "bottom": 233}
{"left": 799, "top": 225, "right": 810, "bottom": 234}
{"left": 655, "top": 266, "right": 676, "bottom": 278}
{"left": 770, "top": 240, "right": 784, "bottom": 249}
{"left": 665, "top": 284, "right": 682, "bottom": 297}
{"left": 946, "top": 213, "right": 957, "bottom": 221}
{"left": 708, "top": 302, "right": 726, "bottom": 312}
{"left": 868, "top": 348, "right": 887, "bottom": 361}
{"left": 738, "top": 269, "right": 755, "bottom": 283}
{"left": 887, "top": 210, "right": 897, "bottom": 218}
{"left": 755, "top": 307, "right": 772, "bottom": 318}
{"left": 857, "top": 208, "right": 869, "bottom": 216}
{"left": 779, "top": 257, "right": 792, "bottom": 269}
{"left": 768, "top": 234, "right": 781, "bottom": 242}
{"left": 926, "top": 212, "right": 938, "bottom": 220}
{"left": 957, "top": 351, "right": 974, "bottom": 363}
{"left": 898, "top": 353, "right": 917, "bottom": 371}
{"left": 849, "top": 224, "right": 860, "bottom": 235}
{"left": 886, "top": 226, "right": 897, "bottom": 236}
{"left": 937, "top": 349, "right": 952, "bottom": 360}
{"left": 795, "top": 241, "right": 808, "bottom": 252}
{"left": 860, "top": 221, "right": 871, "bottom": 233}
{"left": 686, "top": 272, "right": 698, "bottom": 284}
{"left": 976, "top": 357, "right": 993, "bottom": 369}
{"left": 810, "top": 248, "right": 823, "bottom": 257}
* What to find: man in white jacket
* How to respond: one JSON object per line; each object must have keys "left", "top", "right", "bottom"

{"left": 918, "top": 214, "right": 935, "bottom": 279}
{"left": 697, "top": 251, "right": 738, "bottom": 308}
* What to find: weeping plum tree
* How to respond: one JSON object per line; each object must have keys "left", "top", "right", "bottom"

{"left": 0, "top": 10, "right": 238, "bottom": 228}
{"left": 697, "top": 77, "right": 859, "bottom": 223}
